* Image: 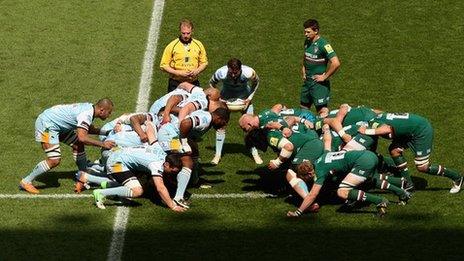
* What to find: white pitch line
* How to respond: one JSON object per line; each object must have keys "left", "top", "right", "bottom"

{"left": 106, "top": 207, "right": 131, "bottom": 261}
{"left": 107, "top": 0, "right": 166, "bottom": 260}
{"left": 0, "top": 193, "right": 273, "bottom": 199}
{"left": 135, "top": 0, "right": 165, "bottom": 112}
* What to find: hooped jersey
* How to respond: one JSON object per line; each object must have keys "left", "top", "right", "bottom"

{"left": 303, "top": 37, "right": 336, "bottom": 78}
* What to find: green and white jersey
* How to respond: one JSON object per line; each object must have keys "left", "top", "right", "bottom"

{"left": 370, "top": 113, "right": 429, "bottom": 138}
{"left": 258, "top": 109, "right": 287, "bottom": 129}
{"left": 313, "top": 150, "right": 378, "bottom": 185}
{"left": 314, "top": 105, "right": 378, "bottom": 132}
{"left": 267, "top": 124, "right": 318, "bottom": 151}
{"left": 209, "top": 65, "right": 258, "bottom": 100}
{"left": 325, "top": 124, "right": 377, "bottom": 152}
{"left": 303, "top": 37, "right": 337, "bottom": 79}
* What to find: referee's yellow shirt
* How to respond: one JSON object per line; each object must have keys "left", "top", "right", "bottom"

{"left": 160, "top": 37, "right": 208, "bottom": 82}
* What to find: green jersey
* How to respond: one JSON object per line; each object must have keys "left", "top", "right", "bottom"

{"left": 303, "top": 37, "right": 337, "bottom": 78}
{"left": 313, "top": 150, "right": 378, "bottom": 185}
{"left": 258, "top": 109, "right": 287, "bottom": 128}
{"left": 370, "top": 113, "right": 433, "bottom": 156}
{"left": 279, "top": 108, "right": 316, "bottom": 123}
{"left": 327, "top": 124, "right": 378, "bottom": 152}
{"left": 314, "top": 106, "right": 378, "bottom": 132}
{"left": 371, "top": 113, "right": 429, "bottom": 139}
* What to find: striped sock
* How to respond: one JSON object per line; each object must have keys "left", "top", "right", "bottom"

{"left": 23, "top": 160, "right": 51, "bottom": 183}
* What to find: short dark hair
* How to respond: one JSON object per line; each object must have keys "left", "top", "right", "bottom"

{"left": 213, "top": 107, "right": 231, "bottom": 123}
{"left": 165, "top": 153, "right": 183, "bottom": 169}
{"left": 96, "top": 98, "right": 114, "bottom": 108}
{"left": 303, "top": 19, "right": 319, "bottom": 31}
{"left": 227, "top": 58, "right": 242, "bottom": 70}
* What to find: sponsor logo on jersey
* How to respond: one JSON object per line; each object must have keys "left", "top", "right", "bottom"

{"left": 270, "top": 137, "right": 279, "bottom": 147}
{"left": 324, "top": 44, "right": 334, "bottom": 53}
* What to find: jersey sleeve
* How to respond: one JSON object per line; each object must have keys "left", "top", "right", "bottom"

{"left": 159, "top": 40, "right": 176, "bottom": 69}
{"left": 188, "top": 110, "right": 212, "bottom": 131}
{"left": 322, "top": 39, "right": 337, "bottom": 59}
{"left": 209, "top": 66, "right": 228, "bottom": 86}
{"left": 148, "top": 161, "right": 164, "bottom": 177}
{"left": 195, "top": 40, "right": 208, "bottom": 65}
{"left": 76, "top": 109, "right": 94, "bottom": 131}
{"left": 267, "top": 130, "right": 284, "bottom": 150}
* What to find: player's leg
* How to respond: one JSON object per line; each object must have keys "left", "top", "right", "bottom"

{"left": 389, "top": 142, "right": 412, "bottom": 184}
{"left": 416, "top": 157, "right": 463, "bottom": 193}
{"left": 310, "top": 83, "right": 330, "bottom": 117}
{"left": 373, "top": 173, "right": 411, "bottom": 205}
{"left": 93, "top": 169, "right": 142, "bottom": 209}
{"left": 244, "top": 103, "right": 263, "bottom": 164}
{"left": 300, "top": 81, "right": 313, "bottom": 110}
{"left": 20, "top": 122, "right": 61, "bottom": 194}
{"left": 211, "top": 126, "right": 225, "bottom": 165}
{"left": 338, "top": 173, "right": 389, "bottom": 216}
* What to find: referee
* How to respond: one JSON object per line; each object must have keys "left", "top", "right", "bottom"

{"left": 160, "top": 19, "right": 208, "bottom": 92}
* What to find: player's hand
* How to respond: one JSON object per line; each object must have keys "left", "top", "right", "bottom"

{"left": 341, "top": 134, "right": 352, "bottom": 143}
{"left": 171, "top": 205, "right": 187, "bottom": 212}
{"left": 161, "top": 113, "right": 171, "bottom": 125}
{"left": 282, "top": 127, "right": 292, "bottom": 138}
{"left": 312, "top": 73, "right": 326, "bottom": 82}
{"left": 139, "top": 133, "right": 148, "bottom": 143}
{"left": 268, "top": 160, "right": 278, "bottom": 170}
{"left": 358, "top": 125, "right": 367, "bottom": 134}
{"left": 265, "top": 121, "right": 281, "bottom": 130}
{"left": 287, "top": 210, "right": 301, "bottom": 217}
{"left": 102, "top": 140, "right": 116, "bottom": 149}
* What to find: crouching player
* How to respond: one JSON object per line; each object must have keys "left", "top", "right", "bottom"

{"left": 92, "top": 143, "right": 186, "bottom": 212}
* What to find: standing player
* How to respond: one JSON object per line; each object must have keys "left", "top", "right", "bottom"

{"left": 301, "top": 19, "right": 340, "bottom": 115}
{"left": 359, "top": 112, "right": 464, "bottom": 193}
{"left": 209, "top": 58, "right": 262, "bottom": 165}
{"left": 20, "top": 99, "right": 116, "bottom": 194}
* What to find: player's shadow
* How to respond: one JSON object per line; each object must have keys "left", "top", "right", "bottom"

{"left": 35, "top": 171, "right": 76, "bottom": 189}
{"left": 240, "top": 166, "right": 289, "bottom": 195}
{"left": 411, "top": 176, "right": 428, "bottom": 190}
{"left": 205, "top": 143, "right": 250, "bottom": 157}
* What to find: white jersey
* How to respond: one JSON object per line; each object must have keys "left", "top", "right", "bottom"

{"left": 149, "top": 89, "right": 190, "bottom": 116}
{"left": 209, "top": 65, "right": 258, "bottom": 100}
{"left": 177, "top": 86, "right": 208, "bottom": 111}
{"left": 38, "top": 103, "right": 94, "bottom": 133}
{"left": 106, "top": 143, "right": 167, "bottom": 177}
{"left": 187, "top": 110, "right": 213, "bottom": 138}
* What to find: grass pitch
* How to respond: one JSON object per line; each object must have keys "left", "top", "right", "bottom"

{"left": 1, "top": 0, "right": 464, "bottom": 260}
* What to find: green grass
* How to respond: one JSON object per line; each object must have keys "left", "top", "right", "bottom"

{"left": 1, "top": 0, "right": 464, "bottom": 260}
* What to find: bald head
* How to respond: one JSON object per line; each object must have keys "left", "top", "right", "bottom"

{"left": 95, "top": 98, "right": 114, "bottom": 120}
{"left": 239, "top": 114, "right": 258, "bottom": 132}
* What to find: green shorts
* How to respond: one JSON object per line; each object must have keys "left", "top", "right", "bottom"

{"left": 392, "top": 125, "right": 434, "bottom": 158}
{"left": 300, "top": 80, "right": 330, "bottom": 106}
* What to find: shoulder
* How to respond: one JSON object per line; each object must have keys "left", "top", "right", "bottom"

{"left": 164, "top": 38, "right": 180, "bottom": 49}
{"left": 214, "top": 65, "right": 228, "bottom": 78}
{"left": 241, "top": 65, "right": 256, "bottom": 78}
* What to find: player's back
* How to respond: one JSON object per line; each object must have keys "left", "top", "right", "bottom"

{"left": 40, "top": 103, "right": 93, "bottom": 131}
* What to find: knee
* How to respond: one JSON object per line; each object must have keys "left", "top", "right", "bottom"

{"left": 131, "top": 187, "right": 144, "bottom": 198}
{"left": 337, "top": 188, "right": 350, "bottom": 200}
{"left": 416, "top": 164, "right": 429, "bottom": 173}
{"left": 46, "top": 158, "right": 61, "bottom": 168}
